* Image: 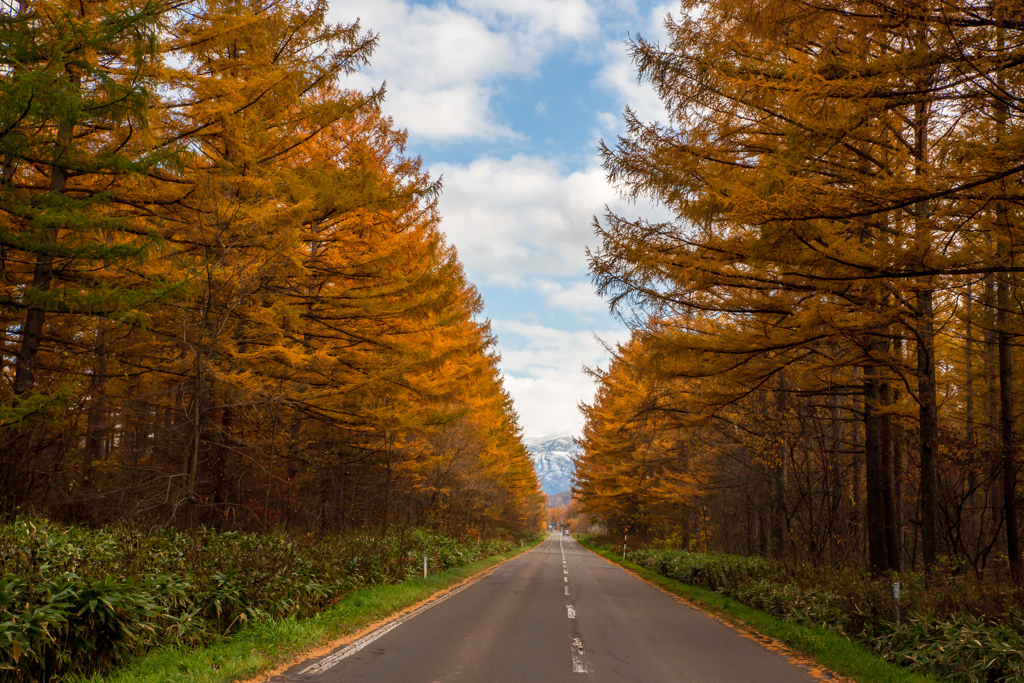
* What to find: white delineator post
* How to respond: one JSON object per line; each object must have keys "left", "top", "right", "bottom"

{"left": 423, "top": 553, "right": 427, "bottom": 579}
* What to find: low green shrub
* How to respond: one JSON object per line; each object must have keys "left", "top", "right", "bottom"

{"left": 622, "top": 547, "right": 1024, "bottom": 683}
{"left": 874, "top": 614, "right": 1024, "bottom": 682}
{"left": 0, "top": 520, "right": 522, "bottom": 681}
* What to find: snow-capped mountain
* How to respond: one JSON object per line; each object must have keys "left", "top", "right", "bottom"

{"left": 526, "top": 436, "right": 579, "bottom": 495}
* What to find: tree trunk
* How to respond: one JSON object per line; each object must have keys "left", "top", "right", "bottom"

{"left": 864, "top": 364, "right": 890, "bottom": 574}
{"left": 965, "top": 286, "right": 976, "bottom": 448}
{"left": 83, "top": 324, "right": 109, "bottom": 483}
{"left": 996, "top": 248, "right": 1021, "bottom": 582}
{"left": 891, "top": 337, "right": 906, "bottom": 572}
{"left": 384, "top": 432, "right": 394, "bottom": 533}
{"left": 830, "top": 388, "right": 843, "bottom": 564}
{"left": 911, "top": 61, "right": 939, "bottom": 573}
{"left": 993, "top": 12, "right": 1021, "bottom": 584}
{"left": 265, "top": 411, "right": 278, "bottom": 529}
{"left": 852, "top": 367, "right": 865, "bottom": 563}
{"left": 917, "top": 288, "right": 940, "bottom": 572}
{"left": 880, "top": 380, "right": 901, "bottom": 572}
{"left": 182, "top": 362, "right": 205, "bottom": 530}
{"left": 772, "top": 381, "right": 789, "bottom": 560}
{"left": 12, "top": 144, "right": 67, "bottom": 394}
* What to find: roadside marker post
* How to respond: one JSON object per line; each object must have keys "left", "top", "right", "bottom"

{"left": 893, "top": 581, "right": 901, "bottom": 623}
{"left": 424, "top": 553, "right": 428, "bottom": 579}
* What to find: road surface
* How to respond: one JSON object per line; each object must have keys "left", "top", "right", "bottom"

{"left": 266, "top": 533, "right": 826, "bottom": 682}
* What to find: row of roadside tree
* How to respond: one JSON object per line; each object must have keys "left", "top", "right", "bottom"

{"left": 0, "top": 0, "right": 544, "bottom": 534}
{"left": 576, "top": 0, "right": 1024, "bottom": 581}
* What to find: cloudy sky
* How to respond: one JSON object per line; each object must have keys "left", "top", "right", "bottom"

{"left": 329, "top": 0, "right": 674, "bottom": 440}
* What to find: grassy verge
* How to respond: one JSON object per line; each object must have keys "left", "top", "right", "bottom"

{"left": 72, "top": 538, "right": 543, "bottom": 683}
{"left": 577, "top": 537, "right": 937, "bottom": 683}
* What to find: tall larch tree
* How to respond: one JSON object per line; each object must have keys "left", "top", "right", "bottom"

{"left": 0, "top": 0, "right": 172, "bottom": 514}
{"left": 583, "top": 0, "right": 1024, "bottom": 577}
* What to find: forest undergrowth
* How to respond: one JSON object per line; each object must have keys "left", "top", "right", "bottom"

{"left": 591, "top": 538, "right": 1024, "bottom": 683}
{"left": 0, "top": 519, "right": 523, "bottom": 681}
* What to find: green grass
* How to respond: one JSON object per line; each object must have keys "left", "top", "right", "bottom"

{"left": 71, "top": 538, "right": 543, "bottom": 683}
{"left": 577, "top": 538, "right": 937, "bottom": 683}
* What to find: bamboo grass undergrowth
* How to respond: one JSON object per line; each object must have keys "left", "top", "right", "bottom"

{"left": 70, "top": 538, "right": 543, "bottom": 683}
{"left": 577, "top": 537, "right": 937, "bottom": 683}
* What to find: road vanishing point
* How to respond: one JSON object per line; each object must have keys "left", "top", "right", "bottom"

{"left": 265, "top": 533, "right": 826, "bottom": 682}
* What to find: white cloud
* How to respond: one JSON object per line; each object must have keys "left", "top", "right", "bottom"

{"left": 332, "top": 0, "right": 600, "bottom": 141}
{"left": 645, "top": 1, "right": 679, "bottom": 39}
{"left": 458, "top": 0, "right": 598, "bottom": 41}
{"left": 532, "top": 279, "right": 608, "bottom": 315}
{"left": 595, "top": 111, "right": 618, "bottom": 132}
{"left": 503, "top": 374, "right": 590, "bottom": 439}
{"left": 432, "top": 156, "right": 602, "bottom": 283}
{"left": 493, "top": 320, "right": 628, "bottom": 439}
{"left": 593, "top": 2, "right": 677, "bottom": 131}
{"left": 496, "top": 321, "right": 611, "bottom": 375}
{"left": 596, "top": 43, "right": 666, "bottom": 126}
{"left": 388, "top": 87, "right": 518, "bottom": 141}
{"left": 433, "top": 154, "right": 670, "bottom": 285}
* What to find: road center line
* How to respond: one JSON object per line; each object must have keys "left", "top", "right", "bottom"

{"left": 571, "top": 636, "right": 588, "bottom": 673}
{"left": 567, "top": 605, "right": 576, "bottom": 619}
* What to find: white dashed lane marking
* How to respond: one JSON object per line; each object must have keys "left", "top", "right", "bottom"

{"left": 571, "top": 636, "right": 588, "bottom": 673}
{"left": 560, "top": 534, "right": 589, "bottom": 675}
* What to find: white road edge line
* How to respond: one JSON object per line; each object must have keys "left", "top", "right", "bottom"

{"left": 299, "top": 573, "right": 476, "bottom": 676}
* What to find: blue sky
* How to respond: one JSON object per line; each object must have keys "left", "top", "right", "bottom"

{"left": 329, "top": 0, "right": 674, "bottom": 439}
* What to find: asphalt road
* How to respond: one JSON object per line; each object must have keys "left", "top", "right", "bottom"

{"left": 267, "top": 533, "right": 823, "bottom": 682}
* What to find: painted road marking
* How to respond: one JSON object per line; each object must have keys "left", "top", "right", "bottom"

{"left": 298, "top": 573, "right": 479, "bottom": 676}
{"left": 571, "top": 636, "right": 587, "bottom": 673}
{"left": 561, "top": 535, "right": 587, "bottom": 675}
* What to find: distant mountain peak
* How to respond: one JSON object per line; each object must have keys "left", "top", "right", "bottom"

{"left": 526, "top": 434, "right": 576, "bottom": 447}
{"left": 526, "top": 435, "right": 579, "bottom": 495}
